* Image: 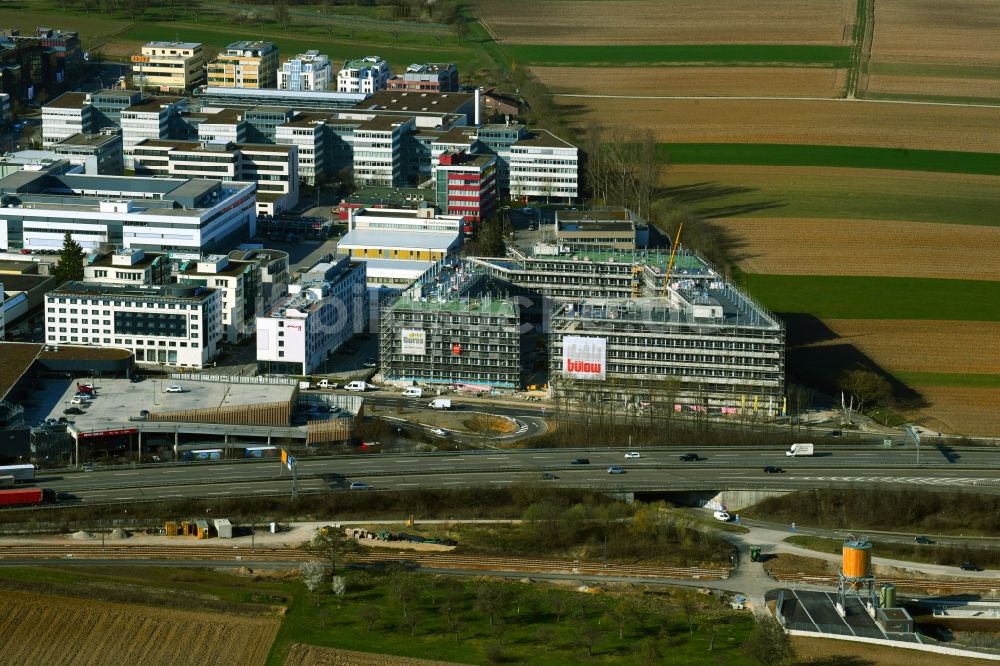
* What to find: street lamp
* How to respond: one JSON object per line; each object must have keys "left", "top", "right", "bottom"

{"left": 152, "top": 380, "right": 158, "bottom": 406}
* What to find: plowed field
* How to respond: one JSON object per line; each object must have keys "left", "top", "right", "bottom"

{"left": 0, "top": 590, "right": 279, "bottom": 666}
{"left": 820, "top": 320, "right": 1000, "bottom": 375}
{"left": 868, "top": 73, "right": 1000, "bottom": 100}
{"left": 537, "top": 66, "right": 847, "bottom": 97}
{"left": 908, "top": 386, "right": 1000, "bottom": 436}
{"left": 710, "top": 218, "right": 1000, "bottom": 281}
{"left": 473, "top": 0, "right": 855, "bottom": 45}
{"left": 872, "top": 0, "right": 1000, "bottom": 67}
{"left": 574, "top": 98, "right": 1000, "bottom": 152}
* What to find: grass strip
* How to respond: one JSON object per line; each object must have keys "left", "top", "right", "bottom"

{"left": 891, "top": 372, "right": 1000, "bottom": 389}
{"left": 506, "top": 44, "right": 850, "bottom": 67}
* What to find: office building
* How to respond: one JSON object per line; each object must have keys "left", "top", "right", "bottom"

{"left": 387, "top": 63, "right": 458, "bottom": 92}
{"left": 131, "top": 42, "right": 205, "bottom": 93}
{"left": 554, "top": 208, "right": 648, "bottom": 251}
{"left": 337, "top": 56, "right": 390, "bottom": 94}
{"left": 278, "top": 51, "right": 332, "bottom": 91}
{"left": 338, "top": 206, "right": 462, "bottom": 261}
{"left": 256, "top": 255, "right": 367, "bottom": 375}
{"left": 228, "top": 247, "right": 289, "bottom": 311}
{"left": 207, "top": 41, "right": 279, "bottom": 89}
{"left": 82, "top": 247, "right": 171, "bottom": 287}
{"left": 41, "top": 92, "right": 91, "bottom": 146}
{"left": 352, "top": 115, "right": 413, "bottom": 187}
{"left": 0, "top": 28, "right": 82, "bottom": 105}
{"left": 508, "top": 129, "right": 578, "bottom": 202}
{"left": 177, "top": 253, "right": 262, "bottom": 344}
{"left": 435, "top": 150, "right": 497, "bottom": 226}
{"left": 120, "top": 96, "right": 187, "bottom": 167}
{"left": 52, "top": 131, "right": 124, "bottom": 175}
{"left": 0, "top": 167, "right": 256, "bottom": 254}
{"left": 44, "top": 281, "right": 223, "bottom": 368}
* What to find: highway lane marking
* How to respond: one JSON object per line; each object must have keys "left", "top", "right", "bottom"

{"left": 113, "top": 472, "right": 140, "bottom": 476}
{"left": 490, "top": 480, "right": 512, "bottom": 483}
{"left": 396, "top": 483, "right": 417, "bottom": 486}
{"left": 206, "top": 491, "right": 232, "bottom": 495}
{"left": 532, "top": 455, "right": 554, "bottom": 459}
{"left": 163, "top": 470, "right": 187, "bottom": 474}
{"left": 442, "top": 481, "right": 465, "bottom": 485}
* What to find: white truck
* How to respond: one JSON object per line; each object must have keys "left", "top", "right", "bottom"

{"left": 428, "top": 398, "right": 452, "bottom": 410}
{"left": 786, "top": 442, "right": 815, "bottom": 457}
{"left": 317, "top": 379, "right": 338, "bottom": 389}
{"left": 298, "top": 380, "right": 312, "bottom": 390}
{"left": 402, "top": 387, "right": 423, "bottom": 398}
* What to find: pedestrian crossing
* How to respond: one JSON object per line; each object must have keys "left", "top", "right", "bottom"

{"left": 800, "top": 476, "right": 1000, "bottom": 487}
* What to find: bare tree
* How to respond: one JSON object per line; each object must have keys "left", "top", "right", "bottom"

{"left": 304, "top": 526, "right": 359, "bottom": 575}
{"left": 839, "top": 367, "right": 892, "bottom": 414}
{"left": 358, "top": 604, "right": 380, "bottom": 631}
{"left": 476, "top": 582, "right": 509, "bottom": 627}
{"left": 743, "top": 614, "right": 795, "bottom": 666}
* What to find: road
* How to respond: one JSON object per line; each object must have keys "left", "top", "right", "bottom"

{"left": 33, "top": 445, "right": 1000, "bottom": 506}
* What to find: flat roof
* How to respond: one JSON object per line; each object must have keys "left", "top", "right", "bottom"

{"left": 145, "top": 41, "right": 201, "bottom": 49}
{"left": 85, "top": 250, "right": 167, "bottom": 269}
{"left": 198, "top": 87, "right": 366, "bottom": 104}
{"left": 360, "top": 258, "right": 433, "bottom": 277}
{"left": 197, "top": 108, "right": 246, "bottom": 124}
{"left": 224, "top": 40, "right": 275, "bottom": 52}
{"left": 559, "top": 208, "right": 632, "bottom": 222}
{"left": 0, "top": 342, "right": 41, "bottom": 401}
{"left": 126, "top": 96, "right": 184, "bottom": 112}
{"left": 339, "top": 229, "right": 459, "bottom": 251}
{"left": 389, "top": 293, "right": 516, "bottom": 316}
{"left": 178, "top": 258, "right": 252, "bottom": 278}
{"left": 344, "top": 186, "right": 434, "bottom": 205}
{"left": 54, "top": 133, "right": 120, "bottom": 148}
{"left": 45, "top": 92, "right": 89, "bottom": 110}
{"left": 357, "top": 115, "right": 413, "bottom": 131}
{"left": 516, "top": 129, "right": 575, "bottom": 149}
{"left": 50, "top": 281, "right": 216, "bottom": 301}
{"left": 357, "top": 90, "right": 472, "bottom": 114}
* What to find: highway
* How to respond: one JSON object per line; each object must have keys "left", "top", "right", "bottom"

{"left": 30, "top": 445, "right": 1000, "bottom": 505}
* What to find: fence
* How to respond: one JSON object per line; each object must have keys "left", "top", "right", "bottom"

{"left": 168, "top": 373, "right": 296, "bottom": 386}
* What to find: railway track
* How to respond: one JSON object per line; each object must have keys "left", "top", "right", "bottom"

{"left": 772, "top": 571, "right": 1000, "bottom": 592}
{"left": 0, "top": 544, "right": 729, "bottom": 580}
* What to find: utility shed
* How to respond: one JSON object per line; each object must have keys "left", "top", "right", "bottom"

{"left": 877, "top": 607, "right": 914, "bottom": 634}
{"left": 213, "top": 518, "right": 233, "bottom": 539}
{"left": 194, "top": 518, "right": 211, "bottom": 539}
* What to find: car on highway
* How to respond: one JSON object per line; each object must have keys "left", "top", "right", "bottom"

{"left": 82, "top": 463, "right": 94, "bottom": 472}
{"left": 541, "top": 472, "right": 559, "bottom": 480}
{"left": 679, "top": 453, "right": 700, "bottom": 462}
{"left": 430, "top": 427, "right": 447, "bottom": 437}
{"left": 960, "top": 561, "right": 982, "bottom": 572}
{"left": 163, "top": 385, "right": 184, "bottom": 393}
{"left": 713, "top": 511, "right": 731, "bottom": 522}
{"left": 624, "top": 451, "right": 641, "bottom": 459}
{"left": 349, "top": 482, "right": 370, "bottom": 490}
{"left": 914, "top": 536, "right": 934, "bottom": 545}
{"left": 763, "top": 465, "right": 784, "bottom": 473}
{"left": 607, "top": 466, "right": 626, "bottom": 474}
{"left": 571, "top": 458, "right": 590, "bottom": 465}
{"left": 63, "top": 407, "right": 84, "bottom": 415}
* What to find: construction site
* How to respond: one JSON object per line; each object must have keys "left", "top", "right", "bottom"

{"left": 379, "top": 244, "right": 785, "bottom": 409}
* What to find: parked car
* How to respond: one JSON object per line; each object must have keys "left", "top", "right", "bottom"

{"left": 63, "top": 407, "right": 84, "bottom": 415}
{"left": 163, "top": 385, "right": 183, "bottom": 393}
{"left": 570, "top": 458, "right": 590, "bottom": 465}
{"left": 763, "top": 465, "right": 784, "bottom": 473}
{"left": 607, "top": 466, "right": 626, "bottom": 474}
{"left": 349, "top": 482, "right": 370, "bottom": 490}
{"left": 70, "top": 396, "right": 89, "bottom": 405}
{"left": 914, "top": 536, "right": 934, "bottom": 545}
{"left": 713, "top": 511, "right": 731, "bottom": 522}
{"left": 679, "top": 453, "right": 700, "bottom": 462}
{"left": 624, "top": 451, "right": 641, "bottom": 459}
{"left": 960, "top": 561, "right": 982, "bottom": 572}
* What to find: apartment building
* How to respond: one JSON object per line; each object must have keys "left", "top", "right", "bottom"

{"left": 0, "top": 167, "right": 257, "bottom": 254}
{"left": 352, "top": 115, "right": 413, "bottom": 187}
{"left": 52, "top": 132, "right": 123, "bottom": 175}
{"left": 132, "top": 138, "right": 298, "bottom": 215}
{"left": 44, "top": 281, "right": 223, "bottom": 368}
{"left": 82, "top": 248, "right": 171, "bottom": 287}
{"left": 387, "top": 63, "right": 458, "bottom": 92}
{"left": 435, "top": 150, "right": 497, "bottom": 226}
{"left": 120, "top": 96, "right": 187, "bottom": 168}
{"left": 131, "top": 42, "right": 205, "bottom": 93}
{"left": 177, "top": 253, "right": 262, "bottom": 344}
{"left": 207, "top": 41, "right": 279, "bottom": 89}
{"left": 256, "top": 255, "right": 367, "bottom": 375}
{"left": 278, "top": 51, "right": 332, "bottom": 91}
{"left": 337, "top": 56, "right": 391, "bottom": 94}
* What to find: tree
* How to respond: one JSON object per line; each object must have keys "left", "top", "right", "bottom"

{"left": 576, "top": 622, "right": 603, "bottom": 658}
{"left": 476, "top": 582, "right": 509, "bottom": 627}
{"left": 273, "top": 0, "right": 291, "bottom": 29}
{"left": 839, "top": 367, "right": 893, "bottom": 414}
{"left": 304, "top": 526, "right": 359, "bottom": 576}
{"left": 607, "top": 600, "right": 636, "bottom": 640}
{"left": 331, "top": 575, "right": 346, "bottom": 596}
{"left": 299, "top": 561, "right": 325, "bottom": 592}
{"left": 389, "top": 571, "right": 420, "bottom": 618}
{"left": 677, "top": 589, "right": 699, "bottom": 634}
{"left": 742, "top": 614, "right": 795, "bottom": 666}
{"left": 53, "top": 232, "right": 85, "bottom": 284}
{"left": 358, "top": 604, "right": 380, "bottom": 631}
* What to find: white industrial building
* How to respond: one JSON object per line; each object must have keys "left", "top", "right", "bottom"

{"left": 508, "top": 129, "right": 579, "bottom": 202}
{"left": 256, "top": 255, "right": 367, "bottom": 375}
{"left": 44, "top": 281, "right": 223, "bottom": 368}
{"left": 0, "top": 167, "right": 257, "bottom": 255}
{"left": 337, "top": 56, "right": 391, "bottom": 94}
{"left": 41, "top": 92, "right": 92, "bottom": 146}
{"left": 278, "top": 51, "right": 333, "bottom": 91}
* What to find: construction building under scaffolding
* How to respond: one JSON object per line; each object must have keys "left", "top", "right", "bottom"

{"left": 380, "top": 246, "right": 784, "bottom": 408}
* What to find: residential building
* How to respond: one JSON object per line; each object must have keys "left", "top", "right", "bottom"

{"left": 352, "top": 115, "right": 413, "bottom": 187}
{"left": 508, "top": 129, "right": 578, "bottom": 202}
{"left": 0, "top": 167, "right": 257, "bottom": 254}
{"left": 278, "top": 51, "right": 332, "bottom": 91}
{"left": 120, "top": 96, "right": 187, "bottom": 167}
{"left": 177, "top": 253, "right": 262, "bottom": 344}
{"left": 387, "top": 63, "right": 458, "bottom": 92}
{"left": 82, "top": 248, "right": 171, "bottom": 287}
{"left": 131, "top": 42, "right": 205, "bottom": 93}
{"left": 44, "top": 281, "right": 223, "bottom": 368}
{"left": 256, "top": 255, "right": 367, "bottom": 375}
{"left": 554, "top": 208, "right": 648, "bottom": 251}
{"left": 52, "top": 131, "right": 124, "bottom": 175}
{"left": 132, "top": 138, "right": 298, "bottom": 214}
{"left": 207, "top": 41, "right": 279, "bottom": 89}
{"left": 337, "top": 56, "right": 390, "bottom": 95}
{"left": 435, "top": 150, "right": 497, "bottom": 226}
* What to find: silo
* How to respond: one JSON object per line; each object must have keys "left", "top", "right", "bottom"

{"left": 880, "top": 583, "right": 897, "bottom": 609}
{"left": 842, "top": 537, "right": 872, "bottom": 578}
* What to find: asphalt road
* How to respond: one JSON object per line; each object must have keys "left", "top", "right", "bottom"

{"left": 34, "top": 446, "right": 1000, "bottom": 506}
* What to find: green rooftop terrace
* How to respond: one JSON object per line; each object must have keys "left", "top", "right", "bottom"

{"left": 388, "top": 294, "right": 517, "bottom": 317}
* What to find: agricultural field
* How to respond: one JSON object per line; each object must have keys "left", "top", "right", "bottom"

{"left": 0, "top": 589, "right": 279, "bottom": 666}
{"left": 285, "top": 644, "right": 468, "bottom": 666}
{"left": 534, "top": 66, "right": 848, "bottom": 98}
{"left": 710, "top": 219, "right": 1000, "bottom": 281}
{"left": 575, "top": 97, "right": 1000, "bottom": 153}
{"left": 474, "top": 0, "right": 855, "bottom": 45}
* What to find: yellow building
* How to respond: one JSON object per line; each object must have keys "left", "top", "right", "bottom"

{"left": 131, "top": 42, "right": 205, "bottom": 93}
{"left": 337, "top": 229, "right": 460, "bottom": 262}
{"left": 206, "top": 41, "right": 279, "bottom": 89}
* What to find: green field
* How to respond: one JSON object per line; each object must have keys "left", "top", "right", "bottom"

{"left": 505, "top": 44, "right": 851, "bottom": 67}
{"left": 891, "top": 372, "right": 1000, "bottom": 389}
{"left": 742, "top": 274, "right": 1000, "bottom": 321}
{"left": 665, "top": 167, "right": 1000, "bottom": 227}
{"left": 869, "top": 61, "right": 1000, "bottom": 80}
{"left": 659, "top": 143, "right": 1000, "bottom": 176}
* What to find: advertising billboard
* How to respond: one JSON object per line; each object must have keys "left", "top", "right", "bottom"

{"left": 401, "top": 328, "right": 426, "bottom": 356}
{"left": 562, "top": 336, "right": 606, "bottom": 381}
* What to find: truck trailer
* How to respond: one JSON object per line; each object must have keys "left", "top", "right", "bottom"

{"left": 0, "top": 488, "right": 54, "bottom": 508}
{"left": 0, "top": 465, "right": 35, "bottom": 482}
